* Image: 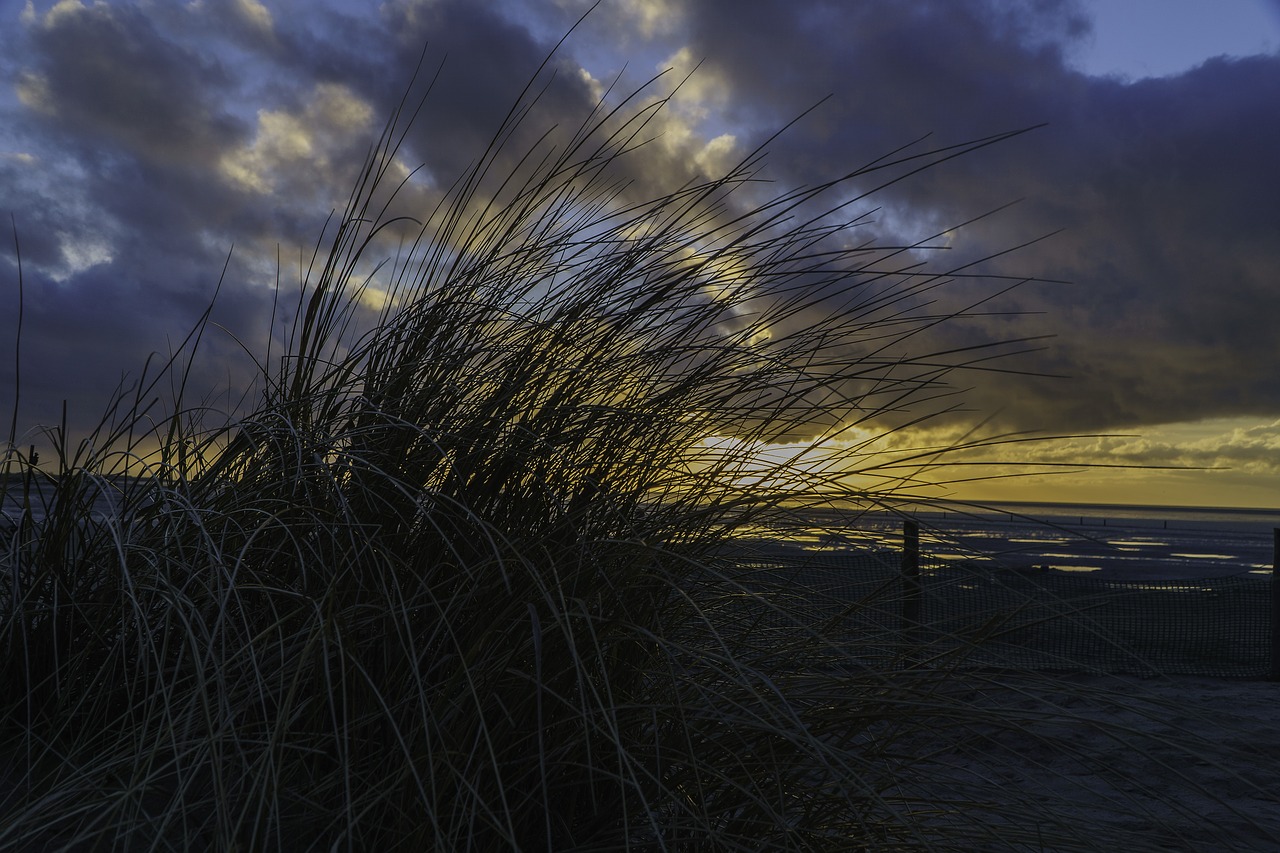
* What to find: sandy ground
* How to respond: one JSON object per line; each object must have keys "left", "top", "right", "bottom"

{"left": 3, "top": 668, "right": 1277, "bottom": 849}
{"left": 902, "top": 671, "right": 1280, "bottom": 850}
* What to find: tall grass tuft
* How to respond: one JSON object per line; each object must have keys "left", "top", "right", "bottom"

{"left": 1, "top": 51, "right": 1269, "bottom": 851}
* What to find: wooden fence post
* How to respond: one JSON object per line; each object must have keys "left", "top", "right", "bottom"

{"left": 902, "top": 519, "right": 921, "bottom": 659}
{"left": 1271, "top": 528, "right": 1279, "bottom": 681}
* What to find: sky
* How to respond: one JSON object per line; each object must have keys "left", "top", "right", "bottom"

{"left": 1, "top": 0, "right": 1279, "bottom": 509}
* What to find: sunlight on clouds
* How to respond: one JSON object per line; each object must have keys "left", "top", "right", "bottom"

{"left": 577, "top": 66, "right": 606, "bottom": 102}
{"left": 25, "top": 0, "right": 108, "bottom": 30}
{"left": 699, "top": 435, "right": 830, "bottom": 492}
{"left": 681, "top": 245, "right": 753, "bottom": 301}
{"left": 359, "top": 286, "right": 394, "bottom": 313}
{"left": 219, "top": 84, "right": 374, "bottom": 194}
{"left": 344, "top": 275, "right": 397, "bottom": 313}
{"left": 646, "top": 46, "right": 739, "bottom": 176}
{"left": 638, "top": 104, "right": 736, "bottom": 180}
{"left": 694, "top": 132, "right": 737, "bottom": 177}
{"left": 382, "top": 0, "right": 445, "bottom": 30}
{"left": 694, "top": 427, "right": 922, "bottom": 497}
{"left": 15, "top": 72, "right": 54, "bottom": 115}
{"left": 620, "top": 0, "right": 683, "bottom": 38}
{"left": 663, "top": 244, "right": 773, "bottom": 345}
{"left": 218, "top": 114, "right": 305, "bottom": 193}
{"left": 553, "top": 0, "right": 684, "bottom": 38}
{"left": 1171, "top": 418, "right": 1280, "bottom": 474}
{"left": 41, "top": 0, "right": 94, "bottom": 28}
{"left": 900, "top": 416, "right": 1280, "bottom": 507}
{"left": 316, "top": 88, "right": 377, "bottom": 133}
{"left": 233, "top": 0, "right": 273, "bottom": 34}
{"left": 1001, "top": 417, "right": 1280, "bottom": 475}
{"left": 185, "top": 0, "right": 274, "bottom": 35}
{"left": 52, "top": 232, "right": 114, "bottom": 281}
{"left": 657, "top": 46, "right": 731, "bottom": 117}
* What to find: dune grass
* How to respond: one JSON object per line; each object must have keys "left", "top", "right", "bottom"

{"left": 1, "top": 49, "right": 1272, "bottom": 852}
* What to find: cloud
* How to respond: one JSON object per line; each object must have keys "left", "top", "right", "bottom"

{"left": 2, "top": 0, "right": 1278, "bottom": 490}
{"left": 218, "top": 82, "right": 373, "bottom": 196}
{"left": 17, "top": 0, "right": 243, "bottom": 166}
{"left": 649, "top": 0, "right": 1280, "bottom": 434}
{"left": 232, "top": 0, "right": 273, "bottom": 35}
{"left": 1, "top": 0, "right": 610, "bottom": 444}
{"left": 617, "top": 0, "right": 684, "bottom": 39}
{"left": 1036, "top": 419, "right": 1280, "bottom": 475}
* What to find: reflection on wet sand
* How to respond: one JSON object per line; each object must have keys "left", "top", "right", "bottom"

{"left": 739, "top": 501, "right": 1278, "bottom": 581}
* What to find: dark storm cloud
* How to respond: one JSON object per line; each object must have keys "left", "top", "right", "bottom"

{"left": 1, "top": 0, "right": 589, "bottom": 439}
{"left": 16, "top": 0, "right": 244, "bottom": 169}
{"left": 3, "top": 1, "right": 252, "bottom": 432}
{"left": 651, "top": 0, "right": 1280, "bottom": 434}
{"left": 3, "top": 0, "right": 1279, "bottom": 456}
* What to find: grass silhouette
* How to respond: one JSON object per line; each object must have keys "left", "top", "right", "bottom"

{"left": 1, "top": 42, "right": 1271, "bottom": 852}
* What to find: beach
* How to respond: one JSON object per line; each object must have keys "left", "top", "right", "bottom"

{"left": 8, "top": 486, "right": 1280, "bottom": 847}
{"left": 727, "top": 512, "right": 1280, "bottom": 846}
{"left": 915, "top": 670, "right": 1280, "bottom": 849}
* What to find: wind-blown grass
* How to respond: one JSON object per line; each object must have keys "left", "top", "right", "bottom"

{"left": 1, "top": 49, "right": 1271, "bottom": 852}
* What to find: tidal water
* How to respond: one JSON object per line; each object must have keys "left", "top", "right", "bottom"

{"left": 746, "top": 501, "right": 1280, "bottom": 582}
{"left": 4, "top": 473, "right": 1277, "bottom": 582}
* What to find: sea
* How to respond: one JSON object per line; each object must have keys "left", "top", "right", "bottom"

{"left": 3, "top": 474, "right": 1277, "bottom": 582}
{"left": 751, "top": 501, "right": 1280, "bottom": 582}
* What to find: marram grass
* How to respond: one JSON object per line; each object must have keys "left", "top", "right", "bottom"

{"left": 0, "top": 53, "right": 1270, "bottom": 852}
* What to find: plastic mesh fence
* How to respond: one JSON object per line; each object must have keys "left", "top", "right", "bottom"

{"left": 721, "top": 547, "right": 1272, "bottom": 679}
